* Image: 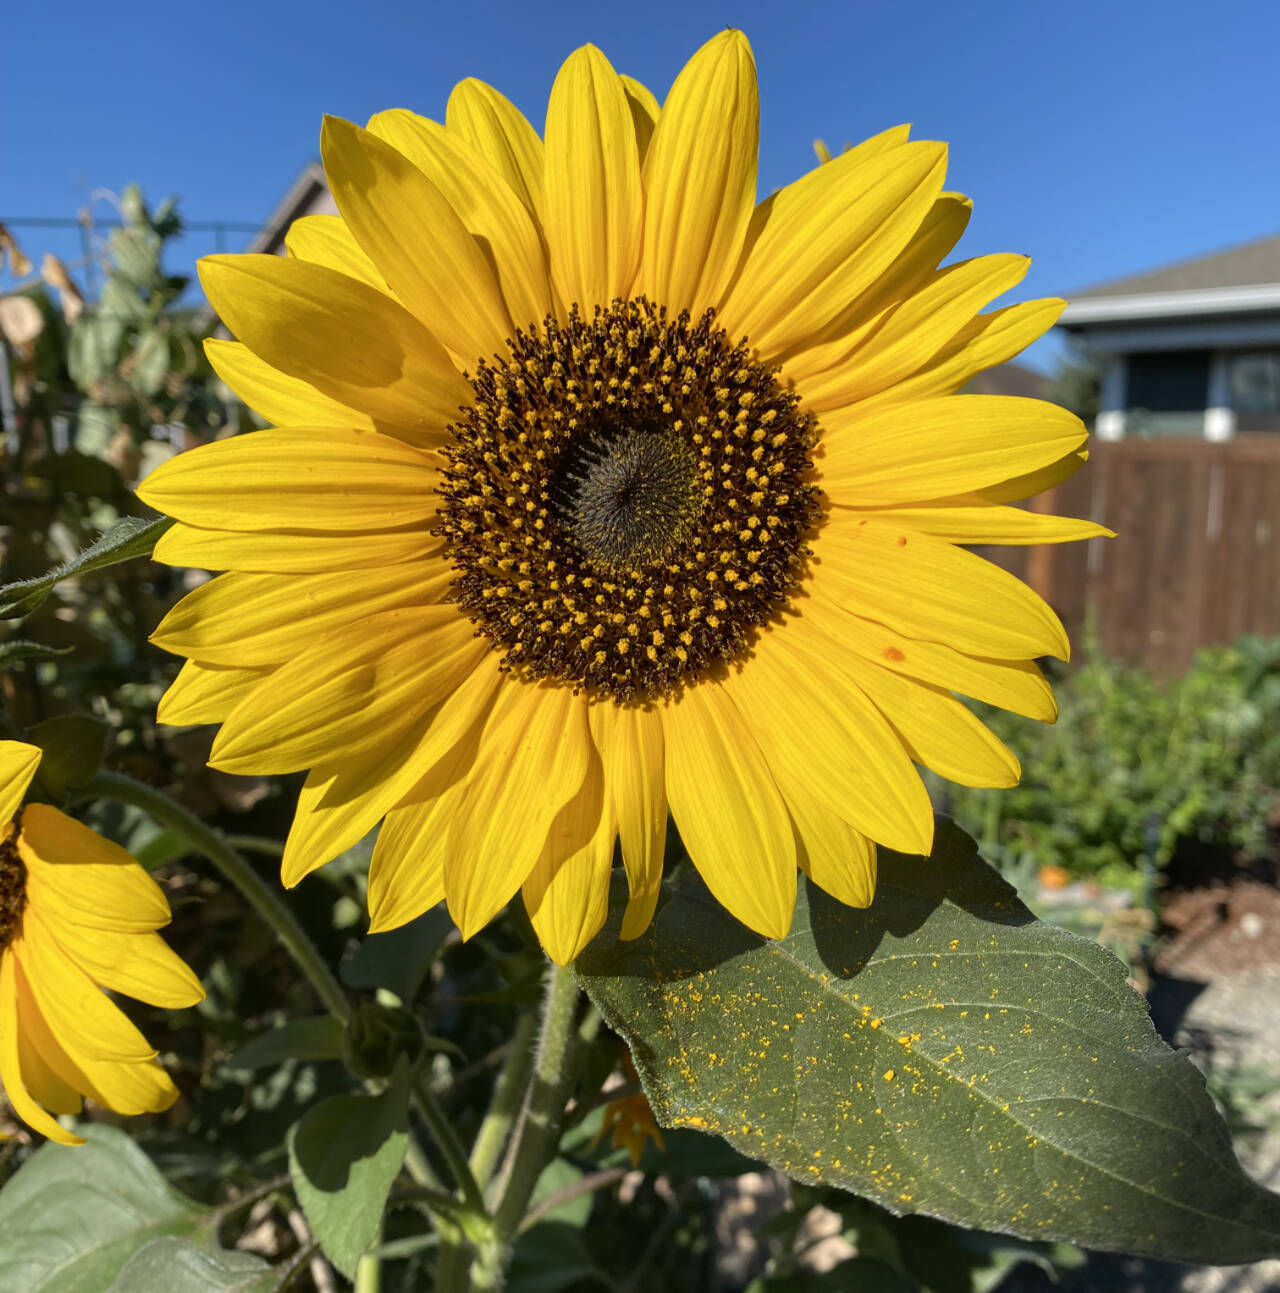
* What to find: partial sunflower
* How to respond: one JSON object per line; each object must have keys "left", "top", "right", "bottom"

{"left": 0, "top": 741, "right": 203, "bottom": 1145}
{"left": 140, "top": 31, "right": 1109, "bottom": 966}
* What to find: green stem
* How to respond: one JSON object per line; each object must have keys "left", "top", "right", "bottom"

{"left": 77, "top": 771, "right": 349, "bottom": 1025}
{"left": 224, "top": 833, "right": 285, "bottom": 858}
{"left": 469, "top": 1013, "right": 537, "bottom": 1193}
{"left": 491, "top": 962, "right": 580, "bottom": 1251}
{"left": 412, "top": 1075, "right": 486, "bottom": 1215}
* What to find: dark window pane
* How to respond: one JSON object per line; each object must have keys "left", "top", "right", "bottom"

{"left": 1126, "top": 351, "right": 1210, "bottom": 413}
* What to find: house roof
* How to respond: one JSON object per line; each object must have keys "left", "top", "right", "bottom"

{"left": 1073, "top": 230, "right": 1280, "bottom": 300}
{"left": 962, "top": 362, "right": 1052, "bottom": 400}
{"left": 1060, "top": 231, "right": 1280, "bottom": 329}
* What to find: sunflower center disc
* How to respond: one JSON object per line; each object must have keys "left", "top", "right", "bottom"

{"left": 0, "top": 826, "right": 27, "bottom": 952}
{"left": 438, "top": 298, "right": 820, "bottom": 701}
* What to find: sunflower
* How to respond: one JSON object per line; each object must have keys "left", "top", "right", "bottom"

{"left": 0, "top": 741, "right": 203, "bottom": 1145}
{"left": 139, "top": 31, "right": 1107, "bottom": 966}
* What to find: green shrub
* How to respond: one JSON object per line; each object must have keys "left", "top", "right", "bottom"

{"left": 944, "top": 634, "right": 1280, "bottom": 879}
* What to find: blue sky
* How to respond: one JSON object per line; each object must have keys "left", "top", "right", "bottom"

{"left": 4, "top": 0, "right": 1276, "bottom": 372}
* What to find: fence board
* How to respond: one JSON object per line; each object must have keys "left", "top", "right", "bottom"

{"left": 982, "top": 436, "right": 1280, "bottom": 672}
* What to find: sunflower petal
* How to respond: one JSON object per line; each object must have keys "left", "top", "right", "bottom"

{"left": 619, "top": 75, "right": 659, "bottom": 160}
{"left": 203, "top": 339, "right": 379, "bottom": 435}
{"left": 637, "top": 30, "right": 758, "bottom": 314}
{"left": 42, "top": 917, "right": 203, "bottom": 1010}
{"left": 156, "top": 660, "right": 272, "bottom": 726}
{"left": 802, "top": 253, "right": 1030, "bottom": 411}
{"left": 368, "top": 109, "right": 557, "bottom": 333}
{"left": 322, "top": 116, "right": 515, "bottom": 364}
{"left": 590, "top": 703, "right": 665, "bottom": 941}
{"left": 719, "top": 140, "right": 948, "bottom": 361}
{"left": 865, "top": 501, "right": 1113, "bottom": 545}
{"left": 818, "top": 395, "right": 1088, "bottom": 505}
{"left": 811, "top": 513, "right": 1070, "bottom": 660}
{"left": 285, "top": 214, "right": 385, "bottom": 291}
{"left": 152, "top": 522, "right": 442, "bottom": 574}
{"left": 138, "top": 427, "right": 438, "bottom": 533}
{"left": 16, "top": 915, "right": 156, "bottom": 1063}
{"left": 723, "top": 626, "right": 934, "bottom": 854}
{"left": 367, "top": 790, "right": 459, "bottom": 933}
{"left": 445, "top": 680, "right": 592, "bottom": 940}
{"left": 522, "top": 747, "right": 614, "bottom": 966}
{"left": 199, "top": 254, "right": 470, "bottom": 432}
{"left": 782, "top": 191, "right": 973, "bottom": 383}
{"left": 210, "top": 606, "right": 485, "bottom": 775}
{"left": 839, "top": 654, "right": 1020, "bottom": 787}
{"left": 152, "top": 564, "right": 451, "bottom": 668}
{"left": 543, "top": 44, "right": 643, "bottom": 311}
{"left": 281, "top": 658, "right": 501, "bottom": 887}
{"left": 857, "top": 297, "right": 1066, "bottom": 411}
{"left": 446, "top": 78, "right": 546, "bottom": 218}
{"left": 779, "top": 774, "right": 877, "bottom": 909}
{"left": 662, "top": 681, "right": 796, "bottom": 940}
{"left": 19, "top": 805, "right": 170, "bottom": 933}
{"left": 0, "top": 741, "right": 41, "bottom": 825}
{"left": 0, "top": 955, "right": 81, "bottom": 1144}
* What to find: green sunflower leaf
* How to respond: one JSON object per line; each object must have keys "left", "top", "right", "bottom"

{"left": 286, "top": 1056, "right": 411, "bottom": 1278}
{"left": 0, "top": 514, "right": 174, "bottom": 619}
{"left": 0, "top": 1125, "right": 260, "bottom": 1291}
{"left": 106, "top": 1237, "right": 275, "bottom": 1292}
{"left": 575, "top": 817, "right": 1280, "bottom": 1265}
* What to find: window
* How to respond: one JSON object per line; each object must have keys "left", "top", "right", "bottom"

{"left": 1125, "top": 350, "right": 1210, "bottom": 437}
{"left": 1228, "top": 351, "right": 1280, "bottom": 431}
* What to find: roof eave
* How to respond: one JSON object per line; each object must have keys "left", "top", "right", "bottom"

{"left": 1060, "top": 283, "right": 1280, "bottom": 328}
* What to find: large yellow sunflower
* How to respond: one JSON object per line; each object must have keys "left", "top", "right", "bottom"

{"left": 140, "top": 32, "right": 1107, "bottom": 966}
{"left": 0, "top": 741, "right": 204, "bottom": 1144}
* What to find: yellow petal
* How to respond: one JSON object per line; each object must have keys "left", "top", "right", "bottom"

{"left": 801, "top": 601, "right": 1057, "bottom": 722}
{"left": 723, "top": 625, "right": 934, "bottom": 855}
{"left": 13, "top": 953, "right": 176, "bottom": 1117}
{"left": 802, "top": 253, "right": 1030, "bottom": 412}
{"left": 979, "top": 447, "right": 1089, "bottom": 504}
{"left": 0, "top": 741, "right": 41, "bottom": 825}
{"left": 522, "top": 746, "right": 614, "bottom": 966}
{"left": 719, "top": 141, "right": 947, "bottom": 362}
{"left": 367, "top": 109, "right": 556, "bottom": 333}
{"left": 864, "top": 500, "right": 1113, "bottom": 545}
{"left": 782, "top": 191, "right": 973, "bottom": 384}
{"left": 818, "top": 395, "right": 1088, "bottom": 505}
{"left": 42, "top": 918, "right": 203, "bottom": 1009}
{"left": 16, "top": 916, "right": 156, "bottom": 1062}
{"left": 367, "top": 788, "right": 460, "bottom": 933}
{"left": 204, "top": 339, "right": 386, "bottom": 436}
{"left": 445, "top": 680, "right": 592, "bottom": 940}
{"left": 446, "top": 77, "right": 546, "bottom": 218}
{"left": 856, "top": 297, "right": 1066, "bottom": 412}
{"left": 199, "top": 254, "right": 470, "bottom": 433}
{"left": 589, "top": 703, "right": 665, "bottom": 941}
{"left": 153, "top": 521, "right": 442, "bottom": 574}
{"left": 13, "top": 995, "right": 82, "bottom": 1115}
{"left": 139, "top": 427, "right": 438, "bottom": 533}
{"left": 636, "top": 30, "right": 758, "bottom": 314}
{"left": 619, "top": 75, "right": 659, "bottom": 160}
{"left": 281, "top": 657, "right": 501, "bottom": 887}
{"left": 543, "top": 44, "right": 643, "bottom": 311}
{"left": 285, "top": 214, "right": 385, "bottom": 291}
{"left": 322, "top": 116, "right": 515, "bottom": 365}
{"left": 780, "top": 774, "right": 877, "bottom": 909}
{"left": 838, "top": 653, "right": 1020, "bottom": 788}
{"left": 211, "top": 605, "right": 485, "bottom": 775}
{"left": 156, "top": 660, "right": 272, "bottom": 726}
{"left": 0, "top": 955, "right": 81, "bottom": 1144}
{"left": 811, "top": 513, "right": 1070, "bottom": 661}
{"left": 662, "top": 681, "right": 796, "bottom": 940}
{"left": 19, "top": 805, "right": 170, "bottom": 933}
{"left": 152, "top": 563, "right": 451, "bottom": 668}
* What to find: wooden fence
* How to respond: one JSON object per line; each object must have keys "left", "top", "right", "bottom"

{"left": 982, "top": 435, "right": 1280, "bottom": 673}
